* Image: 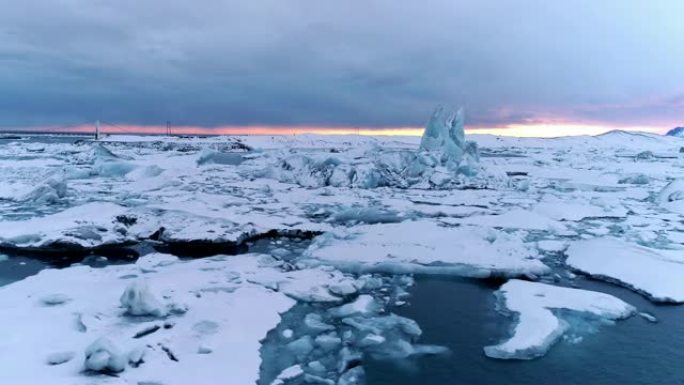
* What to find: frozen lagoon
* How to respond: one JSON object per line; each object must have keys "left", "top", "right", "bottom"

{"left": 1, "top": 124, "right": 684, "bottom": 384}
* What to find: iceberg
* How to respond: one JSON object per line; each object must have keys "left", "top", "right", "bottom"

{"left": 419, "top": 106, "right": 466, "bottom": 167}
{"left": 484, "top": 280, "right": 635, "bottom": 360}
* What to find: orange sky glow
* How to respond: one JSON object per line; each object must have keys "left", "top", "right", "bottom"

{"left": 5, "top": 123, "right": 671, "bottom": 138}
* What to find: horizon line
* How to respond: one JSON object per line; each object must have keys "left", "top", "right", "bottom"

{"left": 0, "top": 122, "right": 672, "bottom": 138}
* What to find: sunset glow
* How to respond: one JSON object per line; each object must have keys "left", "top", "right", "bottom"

{"left": 8, "top": 123, "right": 671, "bottom": 138}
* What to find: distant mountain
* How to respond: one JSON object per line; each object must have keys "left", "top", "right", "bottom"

{"left": 666, "top": 127, "right": 684, "bottom": 137}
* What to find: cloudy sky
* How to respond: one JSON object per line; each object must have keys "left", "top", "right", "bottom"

{"left": 1, "top": 1, "right": 683, "bottom": 134}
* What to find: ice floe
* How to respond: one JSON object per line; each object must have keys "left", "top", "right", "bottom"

{"left": 304, "top": 220, "right": 549, "bottom": 277}
{"left": 484, "top": 280, "right": 635, "bottom": 360}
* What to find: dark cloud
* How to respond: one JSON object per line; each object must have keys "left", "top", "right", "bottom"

{"left": 1, "top": 0, "right": 683, "bottom": 129}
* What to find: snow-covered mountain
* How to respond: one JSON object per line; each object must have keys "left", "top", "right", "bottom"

{"left": 665, "top": 126, "right": 684, "bottom": 137}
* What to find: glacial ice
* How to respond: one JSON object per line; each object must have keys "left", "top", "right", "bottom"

{"left": 418, "top": 105, "right": 466, "bottom": 168}
{"left": 484, "top": 280, "right": 635, "bottom": 360}
{"left": 246, "top": 106, "right": 480, "bottom": 190}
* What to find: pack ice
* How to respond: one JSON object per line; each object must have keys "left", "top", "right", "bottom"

{"left": 1, "top": 110, "right": 684, "bottom": 383}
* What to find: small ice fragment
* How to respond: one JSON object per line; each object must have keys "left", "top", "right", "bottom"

{"left": 315, "top": 333, "right": 342, "bottom": 351}
{"left": 286, "top": 336, "right": 314, "bottom": 359}
{"left": 270, "top": 364, "right": 304, "bottom": 385}
{"left": 270, "top": 247, "right": 291, "bottom": 259}
{"left": 359, "top": 334, "right": 386, "bottom": 347}
{"left": 328, "top": 279, "right": 358, "bottom": 296}
{"left": 281, "top": 329, "right": 294, "bottom": 339}
{"left": 329, "top": 295, "right": 379, "bottom": 318}
{"left": 639, "top": 312, "right": 658, "bottom": 323}
{"left": 307, "top": 360, "right": 327, "bottom": 373}
{"left": 304, "top": 313, "right": 335, "bottom": 333}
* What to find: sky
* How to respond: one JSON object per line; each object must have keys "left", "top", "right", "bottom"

{"left": 1, "top": 1, "right": 683, "bottom": 136}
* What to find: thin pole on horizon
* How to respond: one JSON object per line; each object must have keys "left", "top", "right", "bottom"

{"left": 95, "top": 120, "right": 100, "bottom": 140}
{"left": 166, "top": 121, "right": 171, "bottom": 136}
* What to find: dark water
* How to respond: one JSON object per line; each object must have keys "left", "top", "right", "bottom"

{"left": 0, "top": 134, "right": 90, "bottom": 145}
{"left": 0, "top": 255, "right": 49, "bottom": 286}
{"left": 366, "top": 276, "right": 684, "bottom": 385}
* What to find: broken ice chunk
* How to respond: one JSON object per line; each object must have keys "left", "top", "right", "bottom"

{"left": 120, "top": 280, "right": 167, "bottom": 317}
{"left": 84, "top": 337, "right": 127, "bottom": 373}
{"left": 328, "top": 295, "right": 379, "bottom": 318}
{"left": 484, "top": 280, "right": 634, "bottom": 360}
{"left": 270, "top": 364, "right": 304, "bottom": 385}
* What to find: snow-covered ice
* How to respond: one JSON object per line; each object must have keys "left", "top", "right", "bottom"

{"left": 484, "top": 280, "right": 635, "bottom": 360}
{"left": 0, "top": 253, "right": 342, "bottom": 384}
{"left": 1, "top": 125, "right": 684, "bottom": 383}
{"left": 304, "top": 220, "right": 549, "bottom": 277}
{"left": 566, "top": 238, "right": 684, "bottom": 303}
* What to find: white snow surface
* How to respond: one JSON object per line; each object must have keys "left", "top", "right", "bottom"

{"left": 0, "top": 253, "right": 361, "bottom": 384}
{"left": 1, "top": 129, "right": 684, "bottom": 380}
{"left": 484, "top": 280, "right": 635, "bottom": 360}
{"left": 304, "top": 220, "right": 549, "bottom": 277}
{"left": 566, "top": 238, "right": 684, "bottom": 303}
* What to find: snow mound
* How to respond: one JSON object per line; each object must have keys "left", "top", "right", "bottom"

{"left": 120, "top": 280, "right": 168, "bottom": 317}
{"left": 484, "top": 280, "right": 635, "bottom": 360}
{"left": 566, "top": 238, "right": 684, "bottom": 303}
{"left": 304, "top": 221, "right": 549, "bottom": 277}
{"left": 84, "top": 337, "right": 127, "bottom": 373}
